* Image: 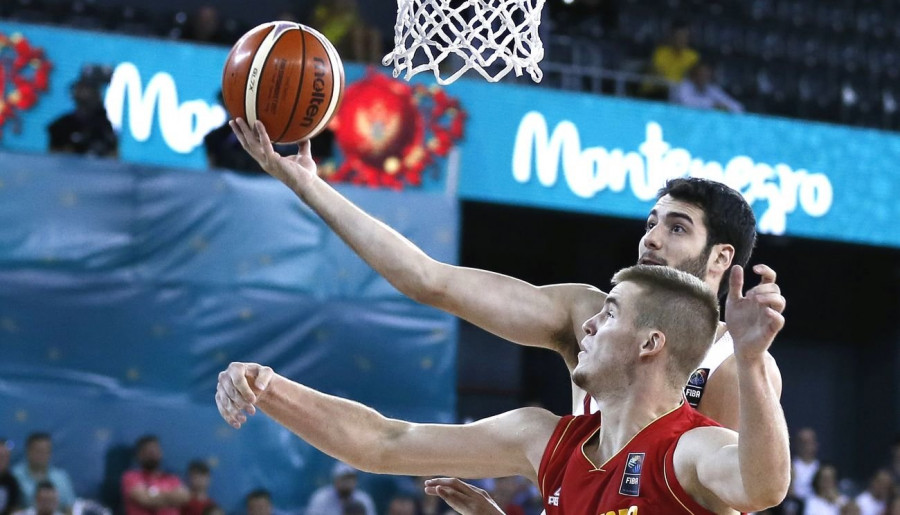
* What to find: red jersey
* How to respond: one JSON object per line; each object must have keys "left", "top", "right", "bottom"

{"left": 181, "top": 498, "right": 215, "bottom": 515}
{"left": 121, "top": 469, "right": 185, "bottom": 515}
{"left": 538, "top": 401, "right": 723, "bottom": 515}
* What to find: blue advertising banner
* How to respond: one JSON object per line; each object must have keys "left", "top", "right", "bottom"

{"left": 2, "top": 21, "right": 900, "bottom": 248}
{"left": 445, "top": 82, "right": 900, "bottom": 248}
{"left": 0, "top": 22, "right": 227, "bottom": 168}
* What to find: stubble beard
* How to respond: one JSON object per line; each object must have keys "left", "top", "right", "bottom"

{"left": 674, "top": 247, "right": 711, "bottom": 282}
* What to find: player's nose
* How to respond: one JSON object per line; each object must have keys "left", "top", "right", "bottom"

{"left": 582, "top": 314, "right": 599, "bottom": 336}
{"left": 641, "top": 227, "right": 662, "bottom": 250}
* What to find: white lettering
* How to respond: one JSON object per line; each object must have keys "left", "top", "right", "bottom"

{"left": 104, "top": 62, "right": 227, "bottom": 155}
{"left": 511, "top": 112, "right": 834, "bottom": 235}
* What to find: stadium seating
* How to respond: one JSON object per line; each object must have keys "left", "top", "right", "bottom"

{"left": 3, "top": 0, "right": 900, "bottom": 131}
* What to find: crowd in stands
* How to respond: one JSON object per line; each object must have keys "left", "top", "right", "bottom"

{"left": 540, "top": 0, "right": 899, "bottom": 129}
{"left": 5, "top": 0, "right": 899, "bottom": 132}
{"left": 0, "top": 0, "right": 384, "bottom": 64}
{"left": 0, "top": 431, "right": 500, "bottom": 515}
{"left": 2, "top": 427, "right": 900, "bottom": 515}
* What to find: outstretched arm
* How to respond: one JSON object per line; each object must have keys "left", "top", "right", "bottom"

{"left": 229, "top": 119, "right": 604, "bottom": 365}
{"left": 676, "top": 265, "right": 790, "bottom": 513}
{"left": 215, "top": 362, "right": 557, "bottom": 482}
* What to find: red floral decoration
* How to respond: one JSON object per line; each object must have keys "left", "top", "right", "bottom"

{"left": 328, "top": 68, "right": 466, "bottom": 189}
{"left": 0, "top": 32, "right": 52, "bottom": 138}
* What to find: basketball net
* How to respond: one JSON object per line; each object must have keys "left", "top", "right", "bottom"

{"left": 383, "top": 0, "right": 545, "bottom": 85}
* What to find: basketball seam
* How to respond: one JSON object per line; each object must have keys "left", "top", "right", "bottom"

{"left": 245, "top": 24, "right": 289, "bottom": 127}
{"left": 235, "top": 25, "right": 273, "bottom": 122}
{"left": 274, "top": 24, "right": 307, "bottom": 144}
{"left": 301, "top": 25, "right": 343, "bottom": 140}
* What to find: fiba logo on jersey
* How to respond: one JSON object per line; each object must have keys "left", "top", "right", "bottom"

{"left": 619, "top": 452, "right": 645, "bottom": 497}
{"left": 685, "top": 368, "right": 710, "bottom": 408}
{"left": 626, "top": 454, "right": 643, "bottom": 473}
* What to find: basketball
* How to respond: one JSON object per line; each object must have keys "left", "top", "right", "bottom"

{"left": 221, "top": 21, "right": 344, "bottom": 144}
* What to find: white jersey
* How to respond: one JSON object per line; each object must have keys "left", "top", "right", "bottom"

{"left": 684, "top": 330, "right": 733, "bottom": 408}
{"left": 577, "top": 331, "right": 734, "bottom": 415}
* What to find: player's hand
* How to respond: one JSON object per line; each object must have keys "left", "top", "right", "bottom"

{"left": 751, "top": 263, "right": 785, "bottom": 313}
{"left": 229, "top": 118, "right": 317, "bottom": 188}
{"left": 215, "top": 362, "right": 274, "bottom": 429}
{"left": 424, "top": 478, "right": 506, "bottom": 515}
{"left": 725, "top": 265, "right": 786, "bottom": 361}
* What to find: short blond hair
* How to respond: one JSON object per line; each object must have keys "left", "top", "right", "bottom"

{"left": 612, "top": 265, "right": 720, "bottom": 381}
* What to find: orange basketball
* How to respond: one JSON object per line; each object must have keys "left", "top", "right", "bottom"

{"left": 222, "top": 22, "right": 344, "bottom": 144}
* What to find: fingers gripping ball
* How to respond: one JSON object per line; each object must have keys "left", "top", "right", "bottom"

{"left": 222, "top": 21, "right": 345, "bottom": 143}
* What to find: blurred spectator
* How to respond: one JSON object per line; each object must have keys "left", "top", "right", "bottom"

{"left": 47, "top": 64, "right": 118, "bottom": 159}
{"left": 792, "top": 427, "right": 820, "bottom": 500}
{"left": 890, "top": 437, "right": 900, "bottom": 485}
{"left": 12, "top": 433, "right": 76, "bottom": 514}
{"left": 275, "top": 11, "right": 300, "bottom": 23}
{"left": 640, "top": 21, "right": 698, "bottom": 99}
{"left": 0, "top": 439, "right": 22, "bottom": 515}
{"left": 201, "top": 506, "right": 223, "bottom": 515}
{"left": 766, "top": 465, "right": 805, "bottom": 515}
{"left": 854, "top": 469, "right": 893, "bottom": 515}
{"left": 414, "top": 477, "right": 453, "bottom": 515}
{"left": 341, "top": 499, "right": 366, "bottom": 515}
{"left": 888, "top": 496, "right": 900, "bottom": 515}
{"left": 244, "top": 490, "right": 270, "bottom": 515}
{"left": 204, "top": 121, "right": 266, "bottom": 173}
{"left": 549, "top": 0, "right": 619, "bottom": 37}
{"left": 384, "top": 495, "right": 416, "bottom": 515}
{"left": 840, "top": 502, "right": 862, "bottom": 515}
{"left": 806, "top": 464, "right": 848, "bottom": 515}
{"left": 180, "top": 5, "right": 230, "bottom": 45}
{"left": 13, "top": 481, "right": 62, "bottom": 515}
{"left": 310, "top": 0, "right": 382, "bottom": 64}
{"left": 489, "top": 477, "right": 525, "bottom": 515}
{"left": 121, "top": 435, "right": 189, "bottom": 515}
{"left": 180, "top": 462, "right": 215, "bottom": 515}
{"left": 512, "top": 481, "right": 542, "bottom": 515}
{"left": 305, "top": 463, "right": 375, "bottom": 515}
{"left": 672, "top": 62, "right": 744, "bottom": 113}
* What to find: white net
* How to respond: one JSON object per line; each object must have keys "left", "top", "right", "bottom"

{"left": 382, "top": 0, "right": 545, "bottom": 85}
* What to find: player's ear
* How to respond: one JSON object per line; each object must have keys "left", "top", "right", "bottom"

{"left": 708, "top": 243, "right": 734, "bottom": 273}
{"left": 639, "top": 330, "right": 666, "bottom": 357}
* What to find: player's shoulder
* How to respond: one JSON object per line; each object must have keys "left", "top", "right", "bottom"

{"left": 510, "top": 406, "right": 563, "bottom": 429}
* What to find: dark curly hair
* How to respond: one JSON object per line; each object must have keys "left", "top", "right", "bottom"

{"left": 656, "top": 178, "right": 757, "bottom": 298}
